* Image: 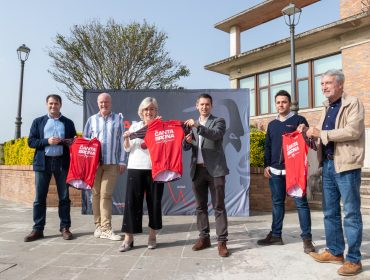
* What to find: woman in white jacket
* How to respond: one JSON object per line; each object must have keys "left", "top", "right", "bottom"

{"left": 119, "top": 97, "right": 164, "bottom": 252}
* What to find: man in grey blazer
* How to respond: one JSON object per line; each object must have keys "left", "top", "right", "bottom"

{"left": 183, "top": 93, "right": 229, "bottom": 257}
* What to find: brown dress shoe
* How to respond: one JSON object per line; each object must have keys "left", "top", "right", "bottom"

{"left": 303, "top": 239, "right": 315, "bottom": 254}
{"left": 218, "top": 241, "right": 229, "bottom": 257}
{"left": 309, "top": 249, "right": 344, "bottom": 263}
{"left": 337, "top": 261, "right": 362, "bottom": 276}
{"left": 61, "top": 228, "right": 73, "bottom": 240}
{"left": 192, "top": 237, "right": 211, "bottom": 251}
{"left": 24, "top": 230, "right": 44, "bottom": 242}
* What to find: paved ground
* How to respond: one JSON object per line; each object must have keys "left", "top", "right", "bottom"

{"left": 0, "top": 198, "right": 369, "bottom": 280}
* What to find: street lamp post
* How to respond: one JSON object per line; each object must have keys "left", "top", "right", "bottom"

{"left": 15, "top": 44, "right": 31, "bottom": 139}
{"left": 282, "top": 3, "right": 302, "bottom": 114}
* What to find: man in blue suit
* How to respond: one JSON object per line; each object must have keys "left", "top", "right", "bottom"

{"left": 183, "top": 93, "right": 230, "bottom": 257}
{"left": 24, "top": 94, "right": 76, "bottom": 242}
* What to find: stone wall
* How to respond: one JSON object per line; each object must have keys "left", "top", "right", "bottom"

{"left": 0, "top": 165, "right": 321, "bottom": 213}
{"left": 249, "top": 167, "right": 296, "bottom": 212}
{"left": 0, "top": 165, "right": 81, "bottom": 207}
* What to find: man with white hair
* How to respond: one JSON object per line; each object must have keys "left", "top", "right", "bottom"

{"left": 301, "top": 69, "right": 365, "bottom": 276}
{"left": 83, "top": 92, "right": 126, "bottom": 241}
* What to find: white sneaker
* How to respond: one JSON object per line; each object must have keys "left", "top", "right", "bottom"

{"left": 94, "top": 226, "right": 102, "bottom": 238}
{"left": 100, "top": 229, "right": 122, "bottom": 241}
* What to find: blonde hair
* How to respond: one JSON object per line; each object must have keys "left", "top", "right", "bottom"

{"left": 138, "top": 97, "right": 158, "bottom": 120}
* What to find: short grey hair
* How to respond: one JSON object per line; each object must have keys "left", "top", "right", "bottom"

{"left": 138, "top": 97, "right": 158, "bottom": 120}
{"left": 97, "top": 92, "right": 112, "bottom": 101}
{"left": 321, "top": 69, "right": 345, "bottom": 83}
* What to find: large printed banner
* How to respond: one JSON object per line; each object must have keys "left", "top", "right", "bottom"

{"left": 82, "top": 89, "right": 250, "bottom": 216}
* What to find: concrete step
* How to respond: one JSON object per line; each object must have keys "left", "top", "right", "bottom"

{"left": 362, "top": 168, "right": 370, "bottom": 177}
{"left": 361, "top": 177, "right": 370, "bottom": 187}
{"left": 313, "top": 191, "right": 370, "bottom": 200}
{"left": 360, "top": 184, "right": 370, "bottom": 194}
{"left": 310, "top": 193, "right": 370, "bottom": 213}
{"left": 312, "top": 192, "right": 322, "bottom": 202}
{"left": 313, "top": 184, "right": 370, "bottom": 197}
{"left": 308, "top": 200, "right": 322, "bottom": 210}
{"left": 361, "top": 194, "right": 370, "bottom": 205}
{"left": 361, "top": 205, "right": 370, "bottom": 215}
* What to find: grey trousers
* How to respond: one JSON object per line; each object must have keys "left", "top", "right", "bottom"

{"left": 192, "top": 166, "right": 228, "bottom": 242}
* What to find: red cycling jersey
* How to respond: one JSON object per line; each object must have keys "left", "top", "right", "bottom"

{"left": 67, "top": 137, "right": 101, "bottom": 190}
{"left": 144, "top": 119, "right": 185, "bottom": 182}
{"left": 282, "top": 131, "right": 308, "bottom": 197}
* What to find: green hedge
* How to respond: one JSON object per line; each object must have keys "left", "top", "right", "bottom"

{"left": 3, "top": 137, "right": 34, "bottom": 165}
{"left": 250, "top": 130, "right": 265, "bottom": 167}
{"left": 2, "top": 133, "right": 83, "bottom": 165}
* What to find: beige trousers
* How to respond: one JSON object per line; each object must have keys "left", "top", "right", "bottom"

{"left": 92, "top": 164, "right": 118, "bottom": 231}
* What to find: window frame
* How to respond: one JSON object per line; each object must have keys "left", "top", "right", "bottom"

{"left": 239, "top": 53, "right": 342, "bottom": 116}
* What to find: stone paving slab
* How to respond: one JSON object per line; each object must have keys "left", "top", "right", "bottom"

{"left": 0, "top": 198, "right": 369, "bottom": 280}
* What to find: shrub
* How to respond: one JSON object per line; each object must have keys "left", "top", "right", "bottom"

{"left": 3, "top": 133, "right": 82, "bottom": 165}
{"left": 3, "top": 137, "right": 34, "bottom": 165}
{"left": 250, "top": 130, "right": 265, "bottom": 167}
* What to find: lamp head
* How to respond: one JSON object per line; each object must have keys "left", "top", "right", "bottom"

{"left": 17, "top": 44, "right": 31, "bottom": 62}
{"left": 282, "top": 3, "right": 302, "bottom": 26}
{"left": 282, "top": 3, "right": 301, "bottom": 16}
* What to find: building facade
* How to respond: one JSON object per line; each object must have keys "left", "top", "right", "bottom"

{"left": 206, "top": 0, "right": 370, "bottom": 168}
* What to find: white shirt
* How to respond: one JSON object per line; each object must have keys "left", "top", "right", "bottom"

{"left": 196, "top": 115, "right": 209, "bottom": 164}
{"left": 125, "top": 121, "right": 152, "bottom": 170}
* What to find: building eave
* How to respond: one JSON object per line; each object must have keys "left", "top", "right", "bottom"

{"left": 215, "top": 0, "right": 319, "bottom": 33}
{"left": 206, "top": 12, "right": 370, "bottom": 75}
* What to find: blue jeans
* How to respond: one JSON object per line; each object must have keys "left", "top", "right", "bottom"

{"left": 269, "top": 173, "right": 312, "bottom": 239}
{"left": 322, "top": 160, "right": 362, "bottom": 263}
{"left": 33, "top": 157, "right": 71, "bottom": 231}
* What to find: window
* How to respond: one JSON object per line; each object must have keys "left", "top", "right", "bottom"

{"left": 297, "top": 62, "right": 309, "bottom": 109}
{"left": 239, "top": 53, "right": 342, "bottom": 116}
{"left": 298, "top": 80, "right": 309, "bottom": 108}
{"left": 270, "top": 83, "right": 290, "bottom": 113}
{"left": 239, "top": 76, "right": 255, "bottom": 116}
{"left": 260, "top": 88, "right": 269, "bottom": 114}
{"left": 313, "top": 54, "right": 342, "bottom": 107}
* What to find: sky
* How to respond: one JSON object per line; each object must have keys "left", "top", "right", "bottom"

{"left": 0, "top": 0, "right": 339, "bottom": 143}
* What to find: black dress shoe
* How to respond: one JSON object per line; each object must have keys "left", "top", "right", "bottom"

{"left": 61, "top": 228, "right": 73, "bottom": 240}
{"left": 257, "top": 231, "right": 284, "bottom": 246}
{"left": 24, "top": 230, "right": 44, "bottom": 242}
{"left": 303, "top": 239, "right": 315, "bottom": 254}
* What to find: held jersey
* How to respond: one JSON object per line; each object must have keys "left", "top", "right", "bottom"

{"left": 282, "top": 131, "right": 308, "bottom": 198}
{"left": 144, "top": 119, "right": 185, "bottom": 182}
{"left": 67, "top": 137, "right": 101, "bottom": 190}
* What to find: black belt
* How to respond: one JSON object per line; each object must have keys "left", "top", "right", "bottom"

{"left": 46, "top": 156, "right": 63, "bottom": 159}
{"left": 196, "top": 163, "right": 206, "bottom": 168}
{"left": 325, "top": 154, "right": 334, "bottom": 160}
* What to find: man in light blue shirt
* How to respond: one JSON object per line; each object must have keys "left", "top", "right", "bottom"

{"left": 83, "top": 92, "right": 126, "bottom": 241}
{"left": 44, "top": 117, "right": 65, "bottom": 156}
{"left": 25, "top": 94, "right": 76, "bottom": 242}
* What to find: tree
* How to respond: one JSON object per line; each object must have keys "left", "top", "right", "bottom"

{"left": 48, "top": 19, "right": 190, "bottom": 105}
